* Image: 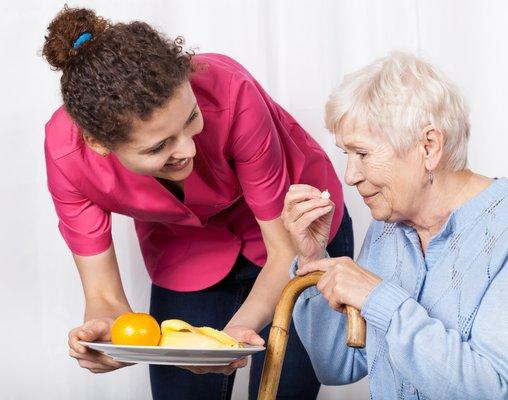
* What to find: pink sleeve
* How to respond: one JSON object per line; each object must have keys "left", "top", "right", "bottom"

{"left": 227, "top": 78, "right": 290, "bottom": 221}
{"left": 45, "top": 149, "right": 112, "bottom": 256}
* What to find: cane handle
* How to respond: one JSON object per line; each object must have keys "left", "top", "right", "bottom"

{"left": 257, "top": 271, "right": 366, "bottom": 400}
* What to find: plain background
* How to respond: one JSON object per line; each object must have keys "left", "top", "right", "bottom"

{"left": 0, "top": 1, "right": 507, "bottom": 399}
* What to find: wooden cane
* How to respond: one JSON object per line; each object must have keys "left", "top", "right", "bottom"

{"left": 257, "top": 271, "right": 366, "bottom": 400}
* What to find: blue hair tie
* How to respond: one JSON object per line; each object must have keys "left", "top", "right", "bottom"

{"left": 73, "top": 32, "right": 92, "bottom": 49}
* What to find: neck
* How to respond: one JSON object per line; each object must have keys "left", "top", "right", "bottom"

{"left": 404, "top": 169, "right": 491, "bottom": 251}
{"left": 156, "top": 178, "right": 185, "bottom": 201}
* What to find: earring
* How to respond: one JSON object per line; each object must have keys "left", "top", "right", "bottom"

{"left": 428, "top": 171, "right": 434, "bottom": 185}
{"left": 102, "top": 151, "right": 109, "bottom": 157}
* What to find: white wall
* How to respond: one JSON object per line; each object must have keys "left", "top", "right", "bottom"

{"left": 0, "top": 1, "right": 506, "bottom": 399}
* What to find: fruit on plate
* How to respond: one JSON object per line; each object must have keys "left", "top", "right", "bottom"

{"left": 110, "top": 312, "right": 161, "bottom": 346}
{"left": 159, "top": 319, "right": 240, "bottom": 348}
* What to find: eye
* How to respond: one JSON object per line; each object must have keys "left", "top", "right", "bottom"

{"left": 150, "top": 141, "right": 166, "bottom": 154}
{"left": 357, "top": 152, "right": 368, "bottom": 159}
{"left": 187, "top": 111, "right": 199, "bottom": 124}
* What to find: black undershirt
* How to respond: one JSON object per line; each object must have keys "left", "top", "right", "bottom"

{"left": 156, "top": 178, "right": 185, "bottom": 203}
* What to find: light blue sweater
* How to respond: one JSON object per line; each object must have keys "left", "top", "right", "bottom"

{"left": 292, "top": 178, "right": 508, "bottom": 399}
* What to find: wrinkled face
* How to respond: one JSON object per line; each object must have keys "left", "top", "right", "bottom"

{"left": 336, "top": 119, "right": 426, "bottom": 222}
{"left": 112, "top": 81, "right": 204, "bottom": 181}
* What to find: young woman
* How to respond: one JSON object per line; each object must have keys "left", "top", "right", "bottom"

{"left": 42, "top": 6, "right": 353, "bottom": 400}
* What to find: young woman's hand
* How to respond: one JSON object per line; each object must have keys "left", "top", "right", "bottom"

{"left": 68, "top": 318, "right": 131, "bottom": 373}
{"left": 179, "top": 325, "right": 264, "bottom": 376}
{"left": 282, "top": 184, "right": 334, "bottom": 266}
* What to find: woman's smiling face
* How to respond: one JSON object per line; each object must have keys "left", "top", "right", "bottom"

{"left": 336, "top": 119, "right": 426, "bottom": 223}
{"left": 111, "top": 81, "right": 204, "bottom": 182}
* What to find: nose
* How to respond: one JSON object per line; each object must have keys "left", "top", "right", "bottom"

{"left": 344, "top": 156, "right": 364, "bottom": 186}
{"left": 174, "top": 137, "right": 196, "bottom": 159}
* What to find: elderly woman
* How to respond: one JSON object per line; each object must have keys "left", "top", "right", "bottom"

{"left": 282, "top": 52, "right": 507, "bottom": 399}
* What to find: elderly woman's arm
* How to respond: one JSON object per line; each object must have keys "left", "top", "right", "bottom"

{"left": 362, "top": 239, "right": 508, "bottom": 399}
{"left": 290, "top": 224, "right": 376, "bottom": 385}
{"left": 282, "top": 184, "right": 368, "bottom": 384}
{"left": 291, "top": 257, "right": 368, "bottom": 385}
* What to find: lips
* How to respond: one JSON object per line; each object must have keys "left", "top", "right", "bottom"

{"left": 361, "top": 192, "right": 378, "bottom": 203}
{"left": 163, "top": 158, "right": 191, "bottom": 171}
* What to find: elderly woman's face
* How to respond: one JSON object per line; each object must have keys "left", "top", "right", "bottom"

{"left": 336, "top": 121, "right": 425, "bottom": 222}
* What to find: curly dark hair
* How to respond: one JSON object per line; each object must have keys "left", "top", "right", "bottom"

{"left": 42, "top": 5, "right": 194, "bottom": 148}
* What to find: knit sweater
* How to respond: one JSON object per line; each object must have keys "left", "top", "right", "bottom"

{"left": 292, "top": 178, "right": 508, "bottom": 399}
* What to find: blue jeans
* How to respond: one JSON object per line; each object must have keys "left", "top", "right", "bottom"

{"left": 149, "top": 207, "right": 353, "bottom": 400}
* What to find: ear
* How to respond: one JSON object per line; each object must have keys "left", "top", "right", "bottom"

{"left": 82, "top": 133, "right": 110, "bottom": 157}
{"left": 420, "top": 126, "right": 444, "bottom": 171}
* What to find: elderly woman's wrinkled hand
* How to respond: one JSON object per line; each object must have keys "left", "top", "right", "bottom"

{"left": 281, "top": 184, "right": 335, "bottom": 266}
{"left": 297, "top": 257, "right": 382, "bottom": 311}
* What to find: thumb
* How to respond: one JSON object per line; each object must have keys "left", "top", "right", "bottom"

{"left": 242, "top": 330, "right": 265, "bottom": 346}
{"left": 78, "top": 319, "right": 112, "bottom": 342}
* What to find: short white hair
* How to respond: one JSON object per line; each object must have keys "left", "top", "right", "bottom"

{"left": 325, "top": 51, "right": 470, "bottom": 171}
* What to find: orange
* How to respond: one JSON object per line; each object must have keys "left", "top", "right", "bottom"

{"left": 110, "top": 312, "right": 161, "bottom": 346}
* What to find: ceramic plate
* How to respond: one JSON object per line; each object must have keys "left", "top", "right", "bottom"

{"left": 79, "top": 341, "right": 265, "bottom": 366}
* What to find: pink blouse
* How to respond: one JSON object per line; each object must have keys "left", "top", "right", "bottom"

{"left": 45, "top": 53, "right": 344, "bottom": 291}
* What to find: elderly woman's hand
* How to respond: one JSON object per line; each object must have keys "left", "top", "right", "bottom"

{"left": 281, "top": 184, "right": 334, "bottom": 266}
{"left": 297, "top": 257, "right": 382, "bottom": 311}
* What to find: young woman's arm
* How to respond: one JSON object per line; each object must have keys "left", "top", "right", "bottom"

{"left": 181, "top": 218, "right": 295, "bottom": 376}
{"left": 68, "top": 244, "right": 133, "bottom": 374}
{"left": 225, "top": 217, "right": 296, "bottom": 333}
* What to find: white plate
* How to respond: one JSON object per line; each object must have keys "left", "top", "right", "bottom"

{"left": 79, "top": 341, "right": 265, "bottom": 366}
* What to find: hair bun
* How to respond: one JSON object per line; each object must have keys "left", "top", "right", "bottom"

{"left": 42, "top": 5, "right": 109, "bottom": 70}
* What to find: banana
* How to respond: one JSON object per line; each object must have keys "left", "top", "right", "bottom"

{"left": 159, "top": 331, "right": 231, "bottom": 348}
{"left": 161, "top": 319, "right": 196, "bottom": 333}
{"left": 159, "top": 319, "right": 240, "bottom": 348}
{"left": 195, "top": 326, "right": 240, "bottom": 348}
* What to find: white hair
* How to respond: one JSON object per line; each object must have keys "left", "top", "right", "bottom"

{"left": 325, "top": 51, "right": 470, "bottom": 171}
